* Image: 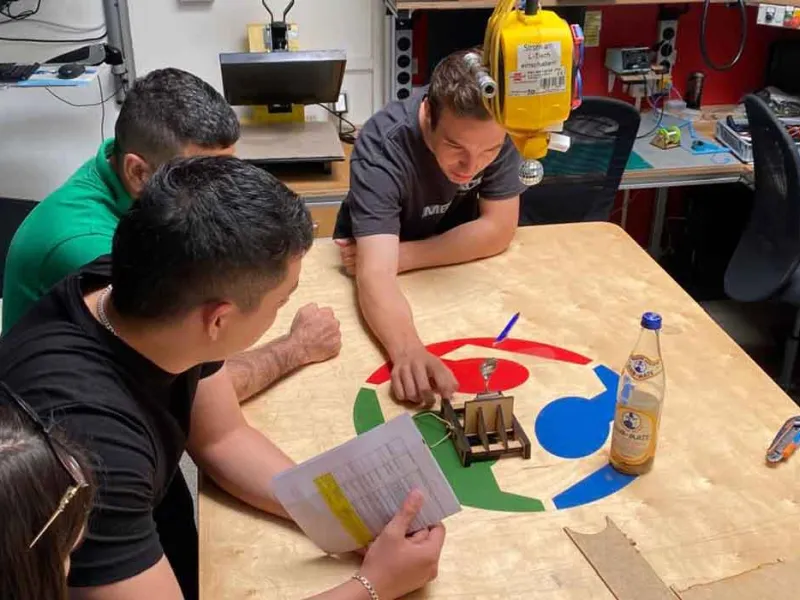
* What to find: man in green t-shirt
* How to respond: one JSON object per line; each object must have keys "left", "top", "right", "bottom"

{"left": 3, "top": 67, "right": 342, "bottom": 402}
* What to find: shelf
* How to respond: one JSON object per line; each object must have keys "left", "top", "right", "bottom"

{"left": 394, "top": 0, "right": 800, "bottom": 10}
{"left": 398, "top": 0, "right": 710, "bottom": 10}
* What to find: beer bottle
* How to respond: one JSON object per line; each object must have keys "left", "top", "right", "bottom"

{"left": 609, "top": 312, "right": 665, "bottom": 475}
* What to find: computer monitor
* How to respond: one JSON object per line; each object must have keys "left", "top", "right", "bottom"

{"left": 219, "top": 49, "right": 346, "bottom": 106}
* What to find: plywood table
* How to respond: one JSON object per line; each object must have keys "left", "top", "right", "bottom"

{"left": 199, "top": 223, "right": 800, "bottom": 599}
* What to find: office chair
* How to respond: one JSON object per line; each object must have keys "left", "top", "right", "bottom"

{"left": 0, "top": 197, "right": 35, "bottom": 298}
{"left": 724, "top": 94, "right": 800, "bottom": 390}
{"left": 518, "top": 96, "right": 640, "bottom": 225}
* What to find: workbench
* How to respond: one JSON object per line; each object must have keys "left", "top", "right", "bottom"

{"left": 199, "top": 223, "right": 800, "bottom": 599}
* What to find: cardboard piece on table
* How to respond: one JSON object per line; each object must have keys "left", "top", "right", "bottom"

{"left": 565, "top": 517, "right": 679, "bottom": 600}
{"left": 676, "top": 558, "right": 800, "bottom": 600}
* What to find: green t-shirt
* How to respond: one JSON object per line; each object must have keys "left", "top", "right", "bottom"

{"left": 2, "top": 139, "right": 133, "bottom": 332}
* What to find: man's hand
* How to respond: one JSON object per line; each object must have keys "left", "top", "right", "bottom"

{"left": 391, "top": 345, "right": 458, "bottom": 406}
{"left": 358, "top": 489, "right": 446, "bottom": 600}
{"left": 289, "top": 303, "right": 342, "bottom": 364}
{"left": 334, "top": 238, "right": 357, "bottom": 276}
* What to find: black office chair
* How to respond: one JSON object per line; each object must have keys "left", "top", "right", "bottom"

{"left": 519, "top": 96, "right": 640, "bottom": 225}
{"left": 0, "top": 197, "right": 35, "bottom": 298}
{"left": 724, "top": 94, "right": 800, "bottom": 390}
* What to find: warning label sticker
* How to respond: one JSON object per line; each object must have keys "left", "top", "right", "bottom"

{"left": 508, "top": 67, "right": 567, "bottom": 97}
{"left": 511, "top": 42, "right": 567, "bottom": 96}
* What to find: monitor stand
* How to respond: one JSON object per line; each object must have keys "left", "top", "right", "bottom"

{"left": 236, "top": 120, "right": 345, "bottom": 174}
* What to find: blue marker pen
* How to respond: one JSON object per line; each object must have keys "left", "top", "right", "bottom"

{"left": 494, "top": 312, "right": 520, "bottom": 345}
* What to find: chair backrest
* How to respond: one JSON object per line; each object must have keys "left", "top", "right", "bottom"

{"left": 724, "top": 94, "right": 800, "bottom": 302}
{"left": 0, "top": 197, "right": 36, "bottom": 297}
{"left": 518, "top": 96, "right": 640, "bottom": 226}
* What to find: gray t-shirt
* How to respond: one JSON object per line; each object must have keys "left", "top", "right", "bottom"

{"left": 333, "top": 88, "right": 529, "bottom": 242}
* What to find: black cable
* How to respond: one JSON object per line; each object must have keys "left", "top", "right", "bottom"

{"left": 45, "top": 80, "right": 119, "bottom": 108}
{"left": 282, "top": 0, "right": 295, "bottom": 20}
{"left": 636, "top": 101, "right": 665, "bottom": 140}
{"left": 0, "top": 0, "right": 40, "bottom": 20}
{"left": 700, "top": 0, "right": 747, "bottom": 71}
{"left": 262, "top": 0, "right": 273, "bottom": 23}
{"left": 316, "top": 103, "right": 358, "bottom": 145}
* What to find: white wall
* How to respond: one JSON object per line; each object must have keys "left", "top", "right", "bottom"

{"left": 0, "top": 0, "right": 116, "bottom": 200}
{"left": 0, "top": 0, "right": 385, "bottom": 201}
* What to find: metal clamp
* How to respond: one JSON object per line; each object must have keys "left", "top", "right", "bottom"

{"left": 463, "top": 51, "right": 497, "bottom": 99}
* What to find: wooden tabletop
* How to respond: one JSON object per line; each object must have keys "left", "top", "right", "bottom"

{"left": 199, "top": 223, "right": 800, "bottom": 599}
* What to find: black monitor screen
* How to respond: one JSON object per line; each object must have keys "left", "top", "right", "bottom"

{"left": 219, "top": 50, "right": 346, "bottom": 106}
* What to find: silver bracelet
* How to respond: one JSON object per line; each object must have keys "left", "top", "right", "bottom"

{"left": 352, "top": 574, "right": 379, "bottom": 600}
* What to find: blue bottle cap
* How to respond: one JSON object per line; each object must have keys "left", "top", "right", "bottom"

{"left": 641, "top": 312, "right": 662, "bottom": 330}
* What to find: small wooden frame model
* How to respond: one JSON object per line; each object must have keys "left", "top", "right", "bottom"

{"left": 440, "top": 358, "right": 532, "bottom": 467}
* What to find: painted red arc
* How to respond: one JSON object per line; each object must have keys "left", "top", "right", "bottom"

{"left": 366, "top": 337, "right": 592, "bottom": 386}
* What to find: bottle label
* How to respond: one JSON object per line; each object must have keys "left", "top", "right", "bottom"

{"left": 610, "top": 406, "right": 657, "bottom": 465}
{"left": 625, "top": 354, "right": 663, "bottom": 382}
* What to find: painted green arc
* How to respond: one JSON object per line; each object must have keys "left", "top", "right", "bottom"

{"left": 353, "top": 387, "right": 544, "bottom": 512}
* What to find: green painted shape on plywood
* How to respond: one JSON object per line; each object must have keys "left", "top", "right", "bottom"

{"left": 353, "top": 388, "right": 544, "bottom": 513}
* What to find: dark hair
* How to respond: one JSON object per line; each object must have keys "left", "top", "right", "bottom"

{"left": 111, "top": 156, "right": 314, "bottom": 321}
{"left": 114, "top": 67, "right": 240, "bottom": 165}
{"left": 0, "top": 406, "right": 95, "bottom": 600}
{"left": 427, "top": 49, "right": 491, "bottom": 130}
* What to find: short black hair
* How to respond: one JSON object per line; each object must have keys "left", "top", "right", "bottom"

{"left": 111, "top": 156, "right": 313, "bottom": 321}
{"left": 114, "top": 67, "right": 240, "bottom": 165}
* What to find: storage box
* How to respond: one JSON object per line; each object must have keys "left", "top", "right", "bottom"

{"left": 715, "top": 120, "right": 753, "bottom": 163}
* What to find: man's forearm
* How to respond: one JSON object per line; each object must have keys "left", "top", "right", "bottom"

{"left": 399, "top": 217, "right": 514, "bottom": 273}
{"left": 197, "top": 425, "right": 295, "bottom": 518}
{"left": 226, "top": 335, "right": 306, "bottom": 402}
{"left": 357, "top": 272, "right": 422, "bottom": 360}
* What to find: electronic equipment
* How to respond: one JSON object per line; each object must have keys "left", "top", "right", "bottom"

{"left": 219, "top": 50, "right": 346, "bottom": 107}
{"left": 0, "top": 62, "right": 40, "bottom": 84}
{"left": 604, "top": 47, "right": 651, "bottom": 74}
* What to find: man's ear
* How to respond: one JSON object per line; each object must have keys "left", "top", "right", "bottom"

{"left": 202, "top": 301, "right": 235, "bottom": 342}
{"left": 121, "top": 153, "right": 153, "bottom": 198}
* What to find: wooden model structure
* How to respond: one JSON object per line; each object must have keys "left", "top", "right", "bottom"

{"left": 440, "top": 358, "right": 532, "bottom": 467}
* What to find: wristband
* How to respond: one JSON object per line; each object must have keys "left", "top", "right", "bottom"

{"left": 352, "top": 573, "right": 379, "bottom": 600}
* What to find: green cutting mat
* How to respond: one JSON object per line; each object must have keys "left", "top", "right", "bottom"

{"left": 626, "top": 151, "right": 652, "bottom": 171}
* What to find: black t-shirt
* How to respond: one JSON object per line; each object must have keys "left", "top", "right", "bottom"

{"left": 333, "top": 87, "right": 529, "bottom": 242}
{"left": 0, "top": 255, "right": 222, "bottom": 589}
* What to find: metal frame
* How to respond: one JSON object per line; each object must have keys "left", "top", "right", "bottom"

{"left": 619, "top": 171, "right": 750, "bottom": 258}
{"left": 102, "top": 0, "right": 135, "bottom": 104}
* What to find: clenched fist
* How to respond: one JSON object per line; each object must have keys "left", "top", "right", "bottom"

{"left": 289, "top": 303, "right": 342, "bottom": 364}
{"left": 334, "top": 238, "right": 357, "bottom": 276}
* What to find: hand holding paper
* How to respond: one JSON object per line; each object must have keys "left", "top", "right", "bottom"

{"left": 272, "top": 413, "right": 461, "bottom": 554}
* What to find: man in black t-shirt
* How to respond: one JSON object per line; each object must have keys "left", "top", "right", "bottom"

{"left": 333, "top": 49, "right": 528, "bottom": 406}
{"left": 0, "top": 157, "right": 446, "bottom": 600}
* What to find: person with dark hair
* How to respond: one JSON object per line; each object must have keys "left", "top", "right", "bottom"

{"left": 332, "top": 48, "right": 527, "bottom": 405}
{"left": 0, "top": 384, "right": 96, "bottom": 600}
{"left": 2, "top": 66, "right": 341, "bottom": 403}
{"left": 0, "top": 156, "right": 445, "bottom": 600}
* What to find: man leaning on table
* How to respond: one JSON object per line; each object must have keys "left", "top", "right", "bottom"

{"left": 0, "top": 156, "right": 445, "bottom": 600}
{"left": 333, "top": 48, "right": 528, "bottom": 405}
{"left": 2, "top": 67, "right": 341, "bottom": 403}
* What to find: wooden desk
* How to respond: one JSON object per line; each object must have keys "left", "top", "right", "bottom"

{"left": 620, "top": 108, "right": 752, "bottom": 257}
{"left": 199, "top": 223, "right": 800, "bottom": 599}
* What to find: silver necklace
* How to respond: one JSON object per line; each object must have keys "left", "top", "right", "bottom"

{"left": 96, "top": 284, "right": 118, "bottom": 337}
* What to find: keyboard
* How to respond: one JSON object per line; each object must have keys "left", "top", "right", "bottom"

{"left": 0, "top": 62, "right": 40, "bottom": 83}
